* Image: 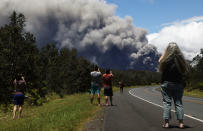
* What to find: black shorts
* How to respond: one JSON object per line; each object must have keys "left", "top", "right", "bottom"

{"left": 104, "top": 86, "right": 113, "bottom": 96}
{"left": 14, "top": 94, "right": 25, "bottom": 105}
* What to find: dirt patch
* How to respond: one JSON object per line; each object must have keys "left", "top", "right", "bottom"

{"left": 82, "top": 107, "right": 105, "bottom": 131}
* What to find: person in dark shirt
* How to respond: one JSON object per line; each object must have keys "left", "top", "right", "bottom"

{"left": 103, "top": 69, "right": 114, "bottom": 106}
{"left": 119, "top": 81, "right": 124, "bottom": 93}
{"left": 13, "top": 73, "right": 26, "bottom": 119}
{"left": 159, "top": 42, "right": 188, "bottom": 129}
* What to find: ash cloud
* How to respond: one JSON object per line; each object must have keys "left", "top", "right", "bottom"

{"left": 0, "top": 0, "right": 160, "bottom": 70}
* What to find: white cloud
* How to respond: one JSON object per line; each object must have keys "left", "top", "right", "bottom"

{"left": 162, "top": 16, "right": 203, "bottom": 26}
{"left": 147, "top": 16, "right": 203, "bottom": 60}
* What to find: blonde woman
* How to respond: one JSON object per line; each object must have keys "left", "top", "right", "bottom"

{"left": 159, "top": 42, "right": 188, "bottom": 129}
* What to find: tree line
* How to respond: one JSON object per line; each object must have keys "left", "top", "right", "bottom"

{"left": 0, "top": 12, "right": 93, "bottom": 108}
{"left": 0, "top": 12, "right": 162, "bottom": 109}
{"left": 186, "top": 49, "right": 203, "bottom": 91}
{"left": 1, "top": 12, "right": 202, "bottom": 110}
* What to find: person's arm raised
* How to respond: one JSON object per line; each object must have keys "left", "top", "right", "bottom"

{"left": 98, "top": 68, "right": 101, "bottom": 72}
{"left": 22, "top": 76, "right": 27, "bottom": 85}
{"left": 110, "top": 71, "right": 114, "bottom": 77}
{"left": 13, "top": 79, "right": 17, "bottom": 93}
{"left": 158, "top": 51, "right": 166, "bottom": 63}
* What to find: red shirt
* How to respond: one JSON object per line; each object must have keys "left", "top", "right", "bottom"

{"left": 102, "top": 73, "right": 113, "bottom": 87}
{"left": 120, "top": 82, "right": 124, "bottom": 88}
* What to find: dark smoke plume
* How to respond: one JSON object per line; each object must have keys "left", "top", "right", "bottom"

{"left": 0, "top": 0, "right": 159, "bottom": 70}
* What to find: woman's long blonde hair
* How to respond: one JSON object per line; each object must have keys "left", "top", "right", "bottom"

{"left": 159, "top": 42, "right": 189, "bottom": 73}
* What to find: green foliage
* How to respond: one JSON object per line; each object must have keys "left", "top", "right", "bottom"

{"left": 112, "top": 69, "right": 161, "bottom": 86}
{"left": 0, "top": 11, "right": 161, "bottom": 109}
{"left": 186, "top": 49, "right": 203, "bottom": 91}
{"left": 0, "top": 12, "right": 92, "bottom": 107}
{"left": 0, "top": 93, "right": 99, "bottom": 131}
{"left": 0, "top": 11, "right": 40, "bottom": 107}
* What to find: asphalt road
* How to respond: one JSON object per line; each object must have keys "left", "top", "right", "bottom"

{"left": 103, "top": 87, "right": 203, "bottom": 131}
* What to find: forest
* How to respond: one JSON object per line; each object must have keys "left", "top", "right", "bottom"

{"left": 186, "top": 49, "right": 203, "bottom": 91}
{"left": 0, "top": 12, "right": 202, "bottom": 110}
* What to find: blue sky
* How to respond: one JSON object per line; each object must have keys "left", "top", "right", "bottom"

{"left": 107, "top": 0, "right": 203, "bottom": 33}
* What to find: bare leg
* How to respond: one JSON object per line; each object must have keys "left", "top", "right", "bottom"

{"left": 110, "top": 96, "right": 113, "bottom": 106}
{"left": 18, "top": 105, "right": 23, "bottom": 118}
{"left": 90, "top": 94, "right": 94, "bottom": 104}
{"left": 97, "top": 94, "right": 101, "bottom": 106}
{"left": 13, "top": 105, "right": 17, "bottom": 120}
{"left": 105, "top": 96, "right": 108, "bottom": 106}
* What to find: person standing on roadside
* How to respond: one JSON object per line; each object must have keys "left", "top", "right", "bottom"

{"left": 103, "top": 69, "right": 114, "bottom": 106}
{"left": 90, "top": 66, "right": 102, "bottom": 106}
{"left": 119, "top": 81, "right": 124, "bottom": 93}
{"left": 159, "top": 42, "right": 188, "bottom": 129}
{"left": 13, "top": 73, "right": 26, "bottom": 119}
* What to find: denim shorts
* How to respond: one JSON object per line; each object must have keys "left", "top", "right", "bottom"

{"left": 90, "top": 84, "right": 101, "bottom": 94}
{"left": 14, "top": 94, "right": 25, "bottom": 105}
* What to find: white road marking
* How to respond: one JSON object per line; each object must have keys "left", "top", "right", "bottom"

{"left": 129, "top": 89, "right": 203, "bottom": 123}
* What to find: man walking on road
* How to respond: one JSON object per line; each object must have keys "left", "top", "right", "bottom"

{"left": 119, "top": 81, "right": 124, "bottom": 93}
{"left": 90, "top": 66, "right": 102, "bottom": 106}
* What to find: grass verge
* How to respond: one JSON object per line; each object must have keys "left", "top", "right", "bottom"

{"left": 155, "top": 86, "right": 203, "bottom": 98}
{"left": 184, "top": 88, "right": 203, "bottom": 98}
{"left": 0, "top": 86, "right": 136, "bottom": 131}
{"left": 0, "top": 93, "right": 100, "bottom": 131}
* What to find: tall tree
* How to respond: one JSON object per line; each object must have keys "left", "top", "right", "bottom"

{"left": 0, "top": 11, "right": 40, "bottom": 106}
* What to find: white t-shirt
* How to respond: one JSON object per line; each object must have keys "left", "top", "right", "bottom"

{"left": 90, "top": 71, "right": 102, "bottom": 86}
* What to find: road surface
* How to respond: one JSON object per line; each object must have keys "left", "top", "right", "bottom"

{"left": 103, "top": 87, "right": 203, "bottom": 131}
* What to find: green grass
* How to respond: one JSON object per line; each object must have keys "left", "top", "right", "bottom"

{"left": 155, "top": 86, "right": 203, "bottom": 98}
{"left": 0, "top": 93, "right": 100, "bottom": 131}
{"left": 0, "top": 86, "right": 168, "bottom": 131}
{"left": 184, "top": 82, "right": 203, "bottom": 98}
{"left": 184, "top": 89, "right": 203, "bottom": 98}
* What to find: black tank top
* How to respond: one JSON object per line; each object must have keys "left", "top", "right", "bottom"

{"left": 161, "top": 60, "right": 183, "bottom": 83}
{"left": 15, "top": 80, "right": 26, "bottom": 94}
